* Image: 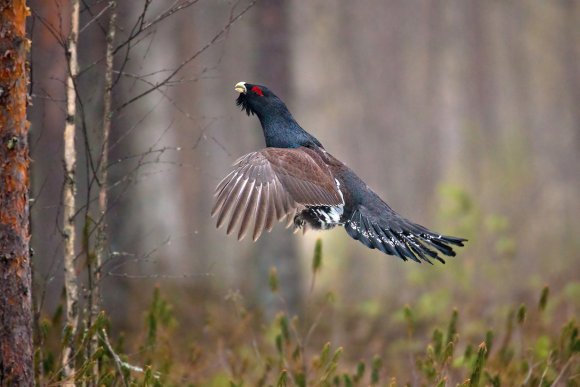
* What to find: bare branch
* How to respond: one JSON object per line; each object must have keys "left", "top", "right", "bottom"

{"left": 114, "top": 0, "right": 257, "bottom": 113}
{"left": 79, "top": 1, "right": 112, "bottom": 35}
{"left": 101, "top": 329, "right": 129, "bottom": 386}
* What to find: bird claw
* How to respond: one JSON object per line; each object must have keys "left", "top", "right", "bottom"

{"left": 293, "top": 214, "right": 305, "bottom": 229}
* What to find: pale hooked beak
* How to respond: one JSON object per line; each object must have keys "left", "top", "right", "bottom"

{"left": 234, "top": 81, "right": 247, "bottom": 94}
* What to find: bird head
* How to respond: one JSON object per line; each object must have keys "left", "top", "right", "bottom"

{"left": 235, "top": 81, "right": 283, "bottom": 117}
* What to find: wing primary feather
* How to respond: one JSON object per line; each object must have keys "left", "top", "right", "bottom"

{"left": 215, "top": 162, "right": 251, "bottom": 198}
{"left": 238, "top": 182, "right": 260, "bottom": 240}
{"left": 226, "top": 180, "right": 254, "bottom": 235}
{"left": 264, "top": 183, "right": 276, "bottom": 232}
{"left": 285, "top": 208, "right": 296, "bottom": 229}
{"left": 252, "top": 184, "right": 267, "bottom": 241}
{"left": 212, "top": 172, "right": 236, "bottom": 216}
{"left": 213, "top": 148, "right": 347, "bottom": 237}
{"left": 213, "top": 163, "right": 254, "bottom": 217}
{"left": 216, "top": 176, "right": 247, "bottom": 228}
{"left": 212, "top": 175, "right": 238, "bottom": 217}
{"left": 272, "top": 181, "right": 286, "bottom": 220}
{"left": 215, "top": 169, "right": 237, "bottom": 195}
{"left": 282, "top": 190, "right": 295, "bottom": 216}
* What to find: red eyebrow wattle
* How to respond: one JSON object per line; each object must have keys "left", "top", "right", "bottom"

{"left": 251, "top": 86, "right": 264, "bottom": 96}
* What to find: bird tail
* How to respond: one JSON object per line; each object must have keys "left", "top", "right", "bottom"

{"left": 344, "top": 205, "right": 466, "bottom": 264}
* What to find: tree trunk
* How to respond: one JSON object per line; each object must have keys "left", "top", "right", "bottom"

{"left": 0, "top": 0, "right": 34, "bottom": 385}
{"left": 62, "top": 0, "right": 80, "bottom": 382}
{"left": 253, "top": 0, "right": 303, "bottom": 317}
{"left": 89, "top": 2, "right": 116, "bottom": 382}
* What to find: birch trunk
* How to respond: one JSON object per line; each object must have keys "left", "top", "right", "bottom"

{"left": 62, "top": 0, "right": 80, "bottom": 382}
{"left": 89, "top": 2, "right": 116, "bottom": 383}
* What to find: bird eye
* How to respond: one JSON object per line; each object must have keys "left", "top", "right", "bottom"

{"left": 251, "top": 86, "right": 264, "bottom": 97}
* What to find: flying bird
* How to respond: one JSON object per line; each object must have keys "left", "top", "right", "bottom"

{"left": 211, "top": 82, "right": 466, "bottom": 263}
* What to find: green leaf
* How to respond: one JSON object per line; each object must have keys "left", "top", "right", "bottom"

{"left": 279, "top": 314, "right": 290, "bottom": 342}
{"left": 312, "top": 238, "right": 323, "bottom": 273}
{"left": 484, "top": 330, "right": 494, "bottom": 358}
{"left": 275, "top": 334, "right": 283, "bottom": 354}
{"left": 343, "top": 374, "right": 353, "bottom": 387}
{"left": 371, "top": 355, "right": 382, "bottom": 384}
{"left": 432, "top": 329, "right": 443, "bottom": 358}
{"left": 404, "top": 304, "right": 414, "bottom": 337}
{"left": 446, "top": 309, "right": 459, "bottom": 346}
{"left": 538, "top": 286, "right": 549, "bottom": 312}
{"left": 469, "top": 343, "right": 487, "bottom": 387}
{"left": 534, "top": 335, "right": 551, "bottom": 360}
{"left": 269, "top": 267, "right": 279, "bottom": 293}
{"left": 320, "top": 342, "right": 331, "bottom": 366}
{"left": 276, "top": 370, "right": 288, "bottom": 387}
{"left": 354, "top": 360, "right": 365, "bottom": 382}
{"left": 516, "top": 304, "right": 526, "bottom": 325}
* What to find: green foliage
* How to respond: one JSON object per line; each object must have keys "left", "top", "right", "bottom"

{"left": 35, "top": 243, "right": 580, "bottom": 386}
{"left": 468, "top": 343, "right": 487, "bottom": 386}
{"left": 539, "top": 285, "right": 549, "bottom": 312}
{"left": 310, "top": 238, "right": 323, "bottom": 292}
{"left": 148, "top": 286, "right": 176, "bottom": 344}
{"left": 484, "top": 330, "right": 494, "bottom": 358}
{"left": 437, "top": 183, "right": 479, "bottom": 238}
{"left": 312, "top": 238, "right": 323, "bottom": 273}
{"left": 270, "top": 266, "right": 280, "bottom": 293}
{"left": 517, "top": 303, "right": 527, "bottom": 325}
{"left": 403, "top": 304, "right": 414, "bottom": 338}
{"left": 370, "top": 355, "right": 382, "bottom": 385}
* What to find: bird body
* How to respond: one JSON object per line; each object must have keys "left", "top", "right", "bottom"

{"left": 212, "top": 82, "right": 466, "bottom": 263}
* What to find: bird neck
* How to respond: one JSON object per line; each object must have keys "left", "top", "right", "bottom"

{"left": 257, "top": 108, "right": 322, "bottom": 149}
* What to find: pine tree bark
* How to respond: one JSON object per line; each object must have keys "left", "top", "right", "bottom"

{"left": 0, "top": 0, "right": 34, "bottom": 385}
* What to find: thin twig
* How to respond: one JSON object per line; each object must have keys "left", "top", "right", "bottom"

{"left": 114, "top": 0, "right": 257, "bottom": 113}
{"left": 100, "top": 329, "right": 128, "bottom": 386}
{"left": 101, "top": 327, "right": 160, "bottom": 380}
{"left": 551, "top": 356, "right": 575, "bottom": 387}
{"left": 79, "top": 2, "right": 112, "bottom": 34}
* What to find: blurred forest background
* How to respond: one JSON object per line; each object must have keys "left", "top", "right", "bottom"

{"left": 28, "top": 0, "right": 579, "bottom": 385}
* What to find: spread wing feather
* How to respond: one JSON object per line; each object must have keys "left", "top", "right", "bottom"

{"left": 212, "top": 147, "right": 343, "bottom": 241}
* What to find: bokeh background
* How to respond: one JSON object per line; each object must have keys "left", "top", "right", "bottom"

{"left": 29, "top": 0, "right": 579, "bottom": 383}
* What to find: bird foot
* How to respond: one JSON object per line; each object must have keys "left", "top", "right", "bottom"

{"left": 293, "top": 214, "right": 305, "bottom": 229}
{"left": 293, "top": 214, "right": 310, "bottom": 234}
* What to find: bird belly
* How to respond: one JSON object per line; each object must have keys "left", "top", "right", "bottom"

{"left": 294, "top": 205, "right": 344, "bottom": 230}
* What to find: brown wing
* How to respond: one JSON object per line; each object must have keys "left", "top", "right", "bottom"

{"left": 211, "top": 147, "right": 343, "bottom": 241}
